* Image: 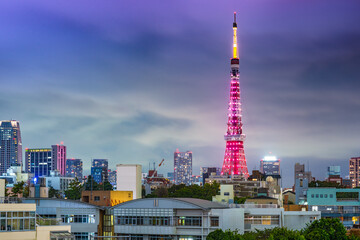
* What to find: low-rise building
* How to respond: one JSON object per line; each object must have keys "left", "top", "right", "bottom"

{"left": 308, "top": 187, "right": 360, "bottom": 228}
{"left": 81, "top": 190, "right": 133, "bottom": 207}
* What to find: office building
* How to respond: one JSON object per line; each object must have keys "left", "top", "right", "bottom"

{"left": 260, "top": 156, "right": 280, "bottom": 175}
{"left": 25, "top": 148, "right": 52, "bottom": 177}
{"left": 116, "top": 164, "right": 142, "bottom": 199}
{"left": 91, "top": 167, "right": 103, "bottom": 184}
{"left": 174, "top": 149, "right": 192, "bottom": 185}
{"left": 0, "top": 120, "right": 22, "bottom": 175}
{"left": 109, "top": 197, "right": 320, "bottom": 238}
{"left": 65, "top": 158, "right": 83, "bottom": 179}
{"left": 51, "top": 144, "right": 66, "bottom": 176}
{"left": 350, "top": 157, "right": 360, "bottom": 188}
{"left": 92, "top": 159, "right": 108, "bottom": 182}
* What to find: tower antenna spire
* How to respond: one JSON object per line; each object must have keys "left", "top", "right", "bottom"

{"left": 232, "top": 12, "right": 238, "bottom": 59}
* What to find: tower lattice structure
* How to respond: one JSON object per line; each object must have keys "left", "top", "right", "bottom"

{"left": 221, "top": 13, "right": 249, "bottom": 178}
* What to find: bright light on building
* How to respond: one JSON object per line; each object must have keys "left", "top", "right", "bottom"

{"left": 263, "top": 156, "right": 277, "bottom": 161}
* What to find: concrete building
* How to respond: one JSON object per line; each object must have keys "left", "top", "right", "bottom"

{"left": 308, "top": 187, "right": 360, "bottom": 228}
{"left": 116, "top": 164, "right": 142, "bottom": 199}
{"left": 0, "top": 198, "right": 73, "bottom": 240}
{"left": 174, "top": 150, "right": 192, "bottom": 185}
{"left": 43, "top": 170, "right": 75, "bottom": 194}
{"left": 81, "top": 190, "right": 133, "bottom": 207}
{"left": 0, "top": 120, "right": 22, "bottom": 175}
{"left": 107, "top": 198, "right": 320, "bottom": 239}
{"left": 65, "top": 159, "right": 83, "bottom": 179}
{"left": 23, "top": 198, "right": 102, "bottom": 239}
{"left": 260, "top": 155, "right": 280, "bottom": 176}
{"left": 350, "top": 157, "right": 360, "bottom": 188}
{"left": 0, "top": 165, "right": 30, "bottom": 187}
{"left": 51, "top": 144, "right": 66, "bottom": 176}
{"left": 294, "top": 163, "right": 312, "bottom": 204}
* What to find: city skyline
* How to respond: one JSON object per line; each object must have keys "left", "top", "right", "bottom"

{"left": 0, "top": 1, "right": 360, "bottom": 187}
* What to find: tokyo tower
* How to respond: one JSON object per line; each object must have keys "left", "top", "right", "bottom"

{"left": 221, "top": 13, "right": 249, "bottom": 178}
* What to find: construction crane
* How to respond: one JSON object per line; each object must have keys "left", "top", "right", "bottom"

{"left": 149, "top": 159, "right": 165, "bottom": 178}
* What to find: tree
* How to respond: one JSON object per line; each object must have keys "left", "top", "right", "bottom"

{"left": 303, "top": 218, "right": 347, "bottom": 240}
{"left": 48, "top": 186, "right": 60, "bottom": 198}
{"left": 103, "top": 181, "right": 113, "bottom": 191}
{"left": 65, "top": 178, "right": 82, "bottom": 200}
{"left": 84, "top": 176, "right": 100, "bottom": 191}
{"left": 11, "top": 181, "right": 25, "bottom": 197}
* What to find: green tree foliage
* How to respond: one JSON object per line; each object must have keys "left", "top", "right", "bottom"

{"left": 103, "top": 181, "right": 113, "bottom": 191}
{"left": 206, "top": 218, "right": 356, "bottom": 240}
{"left": 308, "top": 180, "right": 344, "bottom": 188}
{"left": 84, "top": 176, "right": 100, "bottom": 191}
{"left": 147, "top": 182, "right": 220, "bottom": 200}
{"left": 64, "top": 178, "right": 82, "bottom": 200}
{"left": 11, "top": 181, "right": 25, "bottom": 197}
{"left": 48, "top": 186, "right": 60, "bottom": 198}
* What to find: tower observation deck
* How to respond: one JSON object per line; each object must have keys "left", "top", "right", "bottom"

{"left": 221, "top": 13, "right": 249, "bottom": 178}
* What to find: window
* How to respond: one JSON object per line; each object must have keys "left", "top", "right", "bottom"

{"left": 177, "top": 216, "right": 202, "bottom": 226}
{"left": 210, "top": 217, "right": 219, "bottom": 227}
{"left": 0, "top": 211, "right": 36, "bottom": 232}
{"left": 316, "top": 194, "right": 319, "bottom": 198}
{"left": 94, "top": 196, "right": 100, "bottom": 201}
{"left": 311, "top": 194, "right": 314, "bottom": 198}
{"left": 320, "top": 194, "right": 323, "bottom": 198}
{"left": 61, "top": 215, "right": 96, "bottom": 224}
{"left": 325, "top": 194, "right": 328, "bottom": 198}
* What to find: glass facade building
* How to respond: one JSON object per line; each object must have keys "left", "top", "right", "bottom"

{"left": 66, "top": 159, "right": 83, "bottom": 179}
{"left": 174, "top": 150, "right": 192, "bottom": 185}
{"left": 0, "top": 120, "right": 22, "bottom": 175}
{"left": 92, "top": 159, "right": 108, "bottom": 183}
{"left": 52, "top": 144, "right": 66, "bottom": 176}
{"left": 25, "top": 148, "right": 52, "bottom": 177}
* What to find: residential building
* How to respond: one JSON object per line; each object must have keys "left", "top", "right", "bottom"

{"left": 81, "top": 190, "right": 133, "bottom": 207}
{"left": 294, "top": 163, "right": 312, "bottom": 205}
{"left": 25, "top": 148, "right": 52, "bottom": 177}
{"left": 174, "top": 149, "right": 192, "bottom": 185}
{"left": 260, "top": 156, "right": 280, "bottom": 176}
{"left": 51, "top": 144, "right": 66, "bottom": 176}
{"left": 91, "top": 159, "right": 108, "bottom": 183}
{"left": 91, "top": 167, "right": 103, "bottom": 184}
{"left": 65, "top": 159, "right": 83, "bottom": 179}
{"left": 108, "top": 170, "right": 116, "bottom": 186}
{"left": 308, "top": 187, "right": 360, "bottom": 228}
{"left": 0, "top": 120, "right": 22, "bottom": 175}
{"left": 116, "top": 164, "right": 142, "bottom": 199}
{"left": 201, "top": 167, "right": 221, "bottom": 185}
{"left": 350, "top": 157, "right": 360, "bottom": 188}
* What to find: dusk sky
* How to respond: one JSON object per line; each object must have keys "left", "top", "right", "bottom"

{"left": 1, "top": 0, "right": 360, "bottom": 187}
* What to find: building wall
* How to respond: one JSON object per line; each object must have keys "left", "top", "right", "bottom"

{"left": 116, "top": 164, "right": 142, "bottom": 199}
{"left": 283, "top": 211, "right": 320, "bottom": 230}
{"left": 174, "top": 150, "right": 192, "bottom": 186}
{"left": 51, "top": 145, "right": 66, "bottom": 176}
{"left": 350, "top": 158, "right": 360, "bottom": 188}
{"left": 81, "top": 191, "right": 133, "bottom": 207}
{"left": 0, "top": 120, "right": 22, "bottom": 175}
{"left": 36, "top": 225, "right": 71, "bottom": 240}
{"left": 0, "top": 179, "right": 5, "bottom": 197}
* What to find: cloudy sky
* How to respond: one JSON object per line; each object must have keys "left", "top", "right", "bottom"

{"left": 1, "top": 0, "right": 359, "bottom": 187}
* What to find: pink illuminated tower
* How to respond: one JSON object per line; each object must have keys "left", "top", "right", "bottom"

{"left": 221, "top": 13, "right": 249, "bottom": 178}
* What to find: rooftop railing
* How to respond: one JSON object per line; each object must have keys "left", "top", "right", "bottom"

{"left": 230, "top": 203, "right": 278, "bottom": 208}
{"left": 0, "top": 197, "right": 22, "bottom": 204}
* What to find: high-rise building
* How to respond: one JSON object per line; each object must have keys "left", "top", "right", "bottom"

{"left": 92, "top": 159, "right": 108, "bottom": 182}
{"left": 51, "top": 144, "right": 66, "bottom": 176}
{"left": 260, "top": 156, "right": 280, "bottom": 176}
{"left": 294, "top": 163, "right": 312, "bottom": 185}
{"left": 0, "top": 120, "right": 22, "bottom": 174}
{"left": 174, "top": 149, "right": 192, "bottom": 185}
{"left": 221, "top": 13, "right": 249, "bottom": 178}
{"left": 65, "top": 158, "right": 83, "bottom": 179}
{"left": 25, "top": 148, "right": 52, "bottom": 177}
{"left": 349, "top": 157, "right": 360, "bottom": 188}
{"left": 108, "top": 169, "right": 117, "bottom": 186}
{"left": 91, "top": 167, "right": 103, "bottom": 184}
